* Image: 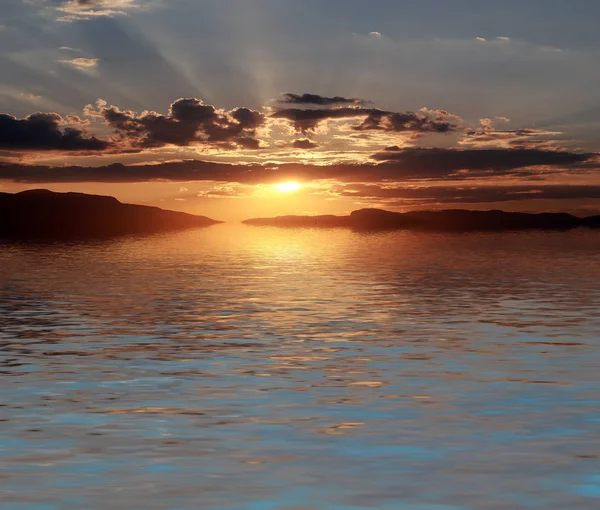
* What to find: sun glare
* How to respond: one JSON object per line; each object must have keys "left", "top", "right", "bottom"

{"left": 275, "top": 181, "right": 302, "bottom": 193}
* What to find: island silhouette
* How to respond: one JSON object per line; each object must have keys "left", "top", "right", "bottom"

{"left": 243, "top": 208, "right": 600, "bottom": 231}
{"left": 3, "top": 189, "right": 600, "bottom": 240}
{"left": 0, "top": 189, "right": 221, "bottom": 239}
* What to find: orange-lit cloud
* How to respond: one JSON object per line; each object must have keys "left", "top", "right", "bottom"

{"left": 461, "top": 117, "right": 564, "bottom": 150}
{"left": 58, "top": 57, "right": 100, "bottom": 69}
{"left": 55, "top": 0, "right": 142, "bottom": 22}
{"left": 292, "top": 139, "right": 319, "bottom": 149}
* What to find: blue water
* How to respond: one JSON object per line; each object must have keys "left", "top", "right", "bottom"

{"left": 1, "top": 225, "right": 600, "bottom": 509}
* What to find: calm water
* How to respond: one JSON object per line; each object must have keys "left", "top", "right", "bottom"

{"left": 1, "top": 225, "right": 600, "bottom": 509}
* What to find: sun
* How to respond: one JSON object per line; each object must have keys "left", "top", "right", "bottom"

{"left": 275, "top": 181, "right": 302, "bottom": 193}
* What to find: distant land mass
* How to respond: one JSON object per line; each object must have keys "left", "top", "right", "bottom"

{"left": 0, "top": 189, "right": 221, "bottom": 239}
{"left": 243, "top": 208, "right": 600, "bottom": 231}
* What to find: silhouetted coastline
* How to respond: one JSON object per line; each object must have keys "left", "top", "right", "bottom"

{"left": 243, "top": 208, "right": 600, "bottom": 231}
{"left": 0, "top": 189, "right": 222, "bottom": 240}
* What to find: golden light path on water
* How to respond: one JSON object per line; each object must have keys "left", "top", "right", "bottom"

{"left": 1, "top": 224, "right": 600, "bottom": 509}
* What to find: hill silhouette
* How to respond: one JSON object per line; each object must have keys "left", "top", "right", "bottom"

{"left": 0, "top": 189, "right": 221, "bottom": 239}
{"left": 244, "top": 208, "right": 600, "bottom": 231}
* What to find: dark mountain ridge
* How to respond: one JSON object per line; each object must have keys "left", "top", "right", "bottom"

{"left": 0, "top": 189, "right": 221, "bottom": 239}
{"left": 244, "top": 208, "right": 600, "bottom": 231}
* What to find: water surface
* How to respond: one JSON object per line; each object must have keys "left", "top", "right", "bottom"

{"left": 1, "top": 225, "right": 600, "bottom": 509}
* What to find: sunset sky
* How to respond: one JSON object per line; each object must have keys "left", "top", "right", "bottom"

{"left": 2, "top": 0, "right": 600, "bottom": 220}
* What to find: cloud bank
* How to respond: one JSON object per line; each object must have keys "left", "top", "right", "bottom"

{"left": 0, "top": 146, "right": 594, "bottom": 184}
{"left": 371, "top": 147, "right": 589, "bottom": 175}
{"left": 0, "top": 95, "right": 464, "bottom": 153}
{"left": 328, "top": 183, "right": 600, "bottom": 204}
{"left": 0, "top": 113, "right": 108, "bottom": 152}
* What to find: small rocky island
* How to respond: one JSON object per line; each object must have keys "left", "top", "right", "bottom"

{"left": 0, "top": 189, "right": 221, "bottom": 239}
{"left": 244, "top": 208, "right": 600, "bottom": 231}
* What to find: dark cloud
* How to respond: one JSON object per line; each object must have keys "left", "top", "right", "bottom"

{"left": 271, "top": 106, "right": 461, "bottom": 134}
{"left": 272, "top": 107, "right": 374, "bottom": 132}
{"left": 279, "top": 93, "right": 368, "bottom": 106}
{"left": 0, "top": 147, "right": 595, "bottom": 185}
{"left": 0, "top": 97, "right": 266, "bottom": 154}
{"left": 331, "top": 183, "right": 600, "bottom": 204}
{"left": 236, "top": 137, "right": 262, "bottom": 150}
{"left": 292, "top": 138, "right": 319, "bottom": 149}
{"left": 354, "top": 109, "right": 460, "bottom": 134}
{"left": 86, "top": 97, "right": 265, "bottom": 150}
{"left": 0, "top": 112, "right": 109, "bottom": 152}
{"left": 0, "top": 160, "right": 286, "bottom": 184}
{"left": 371, "top": 147, "right": 590, "bottom": 176}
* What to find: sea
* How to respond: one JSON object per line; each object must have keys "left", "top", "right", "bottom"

{"left": 1, "top": 224, "right": 600, "bottom": 509}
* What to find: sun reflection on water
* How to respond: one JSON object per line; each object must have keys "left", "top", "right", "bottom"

{"left": 1, "top": 226, "right": 600, "bottom": 508}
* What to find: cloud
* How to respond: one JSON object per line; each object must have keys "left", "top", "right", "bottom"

{"left": 19, "top": 93, "right": 44, "bottom": 102}
{"left": 0, "top": 147, "right": 594, "bottom": 184}
{"left": 0, "top": 96, "right": 589, "bottom": 168}
{"left": 0, "top": 160, "right": 270, "bottom": 183}
{"left": 370, "top": 147, "right": 590, "bottom": 177}
{"left": 354, "top": 107, "right": 462, "bottom": 134}
{"left": 64, "top": 114, "right": 91, "bottom": 126}
{"left": 84, "top": 97, "right": 266, "bottom": 150}
{"left": 328, "top": 183, "right": 600, "bottom": 205}
{"left": 461, "top": 117, "right": 563, "bottom": 149}
{"left": 196, "top": 183, "right": 252, "bottom": 199}
{"left": 56, "top": 0, "right": 141, "bottom": 22}
{"left": 279, "top": 93, "right": 368, "bottom": 106}
{"left": 0, "top": 113, "right": 109, "bottom": 152}
{"left": 235, "top": 137, "right": 262, "bottom": 150}
{"left": 474, "top": 36, "right": 511, "bottom": 44}
{"left": 271, "top": 106, "right": 371, "bottom": 132}
{"left": 271, "top": 106, "right": 461, "bottom": 134}
{"left": 292, "top": 138, "right": 319, "bottom": 149}
{"left": 58, "top": 57, "right": 99, "bottom": 69}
